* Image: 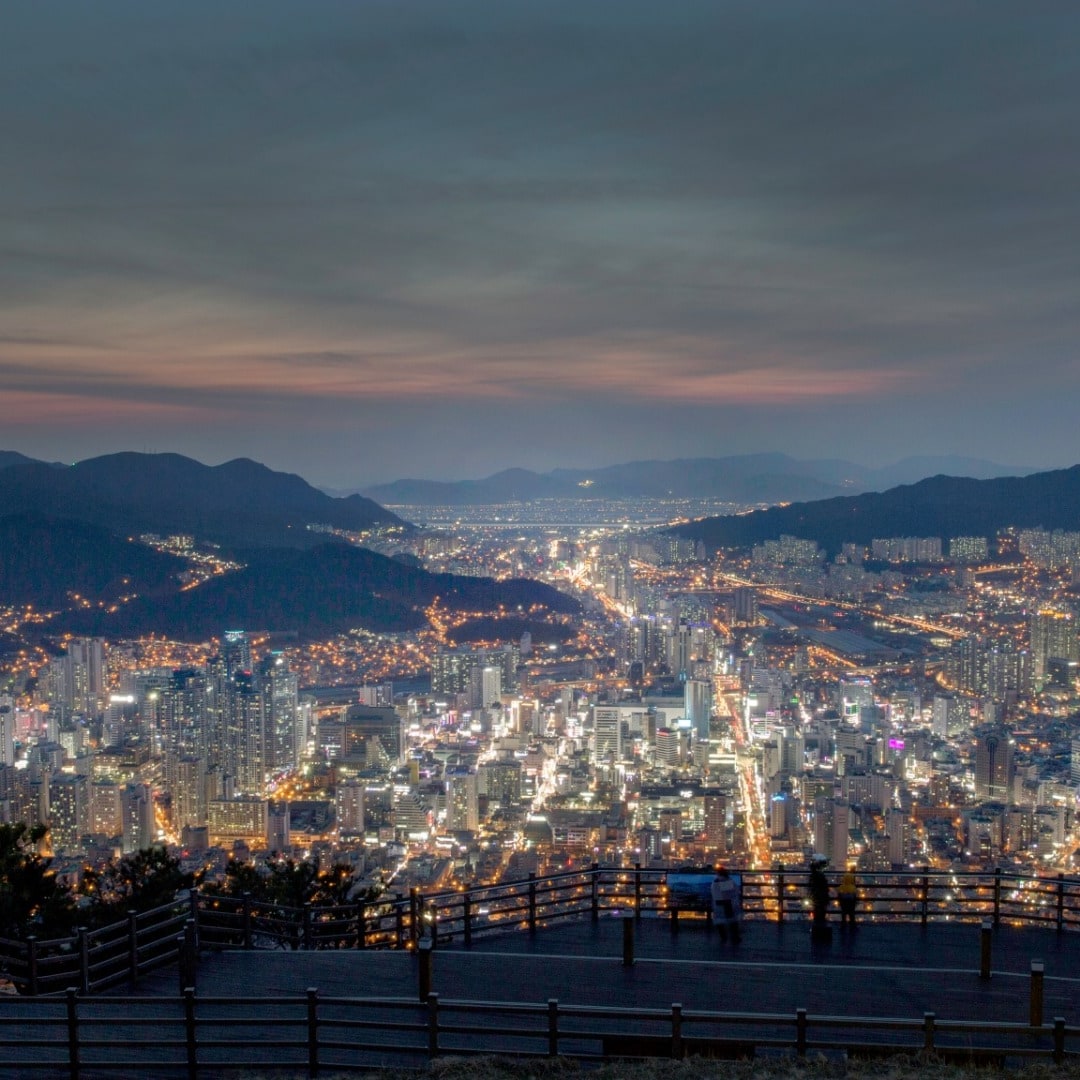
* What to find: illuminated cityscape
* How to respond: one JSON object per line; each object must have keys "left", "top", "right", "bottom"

{"left": 3, "top": 502, "right": 1080, "bottom": 904}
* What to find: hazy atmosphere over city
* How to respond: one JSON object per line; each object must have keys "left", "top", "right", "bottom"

{"left": 4, "top": 2, "right": 1080, "bottom": 486}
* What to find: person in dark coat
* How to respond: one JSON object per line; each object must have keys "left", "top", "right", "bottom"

{"left": 711, "top": 866, "right": 741, "bottom": 944}
{"left": 809, "top": 855, "right": 830, "bottom": 936}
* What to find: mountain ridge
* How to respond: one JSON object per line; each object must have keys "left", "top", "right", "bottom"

{"left": 0, "top": 515, "right": 577, "bottom": 641}
{"left": 670, "top": 464, "right": 1080, "bottom": 555}
{"left": 0, "top": 451, "right": 404, "bottom": 550}
{"left": 359, "top": 453, "right": 1038, "bottom": 505}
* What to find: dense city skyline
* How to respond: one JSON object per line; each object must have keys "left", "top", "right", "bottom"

{"left": 5, "top": 2, "right": 1080, "bottom": 487}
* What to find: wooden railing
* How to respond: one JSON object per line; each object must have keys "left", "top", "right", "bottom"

{"left": 4, "top": 866, "right": 1080, "bottom": 994}
{"left": 0, "top": 987, "right": 1076, "bottom": 1076}
{"left": 198, "top": 865, "right": 1079, "bottom": 952}
{"left": 0, "top": 896, "right": 195, "bottom": 997}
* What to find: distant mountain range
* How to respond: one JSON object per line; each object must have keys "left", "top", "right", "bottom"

{"left": 0, "top": 452, "right": 403, "bottom": 550}
{"left": 671, "top": 465, "right": 1080, "bottom": 555}
{"left": 360, "top": 454, "right": 1037, "bottom": 506}
{"left": 0, "top": 515, "right": 578, "bottom": 640}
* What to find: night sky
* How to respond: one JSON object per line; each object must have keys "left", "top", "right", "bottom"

{"left": 4, "top": 2, "right": 1080, "bottom": 488}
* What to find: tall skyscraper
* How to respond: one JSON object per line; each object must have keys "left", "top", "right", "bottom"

{"left": 974, "top": 730, "right": 1015, "bottom": 801}
{"left": 592, "top": 706, "right": 622, "bottom": 765}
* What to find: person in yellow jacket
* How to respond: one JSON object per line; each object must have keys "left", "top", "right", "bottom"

{"left": 838, "top": 869, "right": 858, "bottom": 927}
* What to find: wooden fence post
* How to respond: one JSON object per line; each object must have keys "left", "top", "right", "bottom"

{"left": 303, "top": 903, "right": 313, "bottom": 951}
{"left": 189, "top": 885, "right": 200, "bottom": 948}
{"left": 427, "top": 993, "right": 440, "bottom": 1058}
{"left": 178, "top": 920, "right": 197, "bottom": 993}
{"left": 795, "top": 1008, "right": 807, "bottom": 1057}
{"left": 307, "top": 987, "right": 319, "bottom": 1077}
{"left": 980, "top": 920, "right": 992, "bottom": 980}
{"left": 66, "top": 987, "right": 79, "bottom": 1080}
{"left": 242, "top": 892, "right": 253, "bottom": 949}
{"left": 26, "top": 936, "right": 39, "bottom": 997}
{"left": 670, "top": 1003, "right": 683, "bottom": 1060}
{"left": 410, "top": 889, "right": 420, "bottom": 948}
{"left": 1030, "top": 960, "right": 1044, "bottom": 1028}
{"left": 78, "top": 928, "right": 90, "bottom": 995}
{"left": 184, "top": 986, "right": 197, "bottom": 1080}
{"left": 547, "top": 999, "right": 559, "bottom": 1056}
{"left": 128, "top": 910, "right": 139, "bottom": 986}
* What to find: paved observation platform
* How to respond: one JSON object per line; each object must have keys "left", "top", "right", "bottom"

{"left": 6, "top": 916, "right": 1080, "bottom": 1077}
{"left": 139, "top": 914, "right": 1080, "bottom": 1022}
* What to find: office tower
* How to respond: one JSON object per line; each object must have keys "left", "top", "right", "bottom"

{"left": 703, "top": 792, "right": 727, "bottom": 851}
{"left": 654, "top": 727, "right": 682, "bottom": 766}
{"left": 342, "top": 706, "right": 405, "bottom": 765}
{"left": 835, "top": 728, "right": 868, "bottom": 776}
{"left": 770, "top": 793, "right": 789, "bottom": 839}
{"left": 813, "top": 796, "right": 851, "bottom": 868}
{"left": 684, "top": 679, "right": 713, "bottom": 741}
{"left": 885, "top": 807, "right": 910, "bottom": 867}
{"left": 392, "top": 788, "right": 431, "bottom": 838}
{"left": 974, "top": 730, "right": 1015, "bottom": 800}
{"left": 592, "top": 706, "right": 622, "bottom": 765}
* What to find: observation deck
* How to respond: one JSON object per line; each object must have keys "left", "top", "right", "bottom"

{"left": 4, "top": 867, "right": 1080, "bottom": 1075}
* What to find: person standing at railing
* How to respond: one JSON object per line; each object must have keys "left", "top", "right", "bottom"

{"left": 838, "top": 869, "right": 858, "bottom": 928}
{"left": 711, "top": 866, "right": 741, "bottom": 944}
{"left": 809, "top": 855, "right": 831, "bottom": 942}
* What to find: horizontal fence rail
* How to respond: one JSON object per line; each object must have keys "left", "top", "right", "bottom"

{"left": 3, "top": 867, "right": 1080, "bottom": 995}
{"left": 0, "top": 988, "right": 1076, "bottom": 1077}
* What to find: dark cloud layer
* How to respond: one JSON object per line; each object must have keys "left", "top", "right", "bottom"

{"left": 2, "top": 1, "right": 1080, "bottom": 485}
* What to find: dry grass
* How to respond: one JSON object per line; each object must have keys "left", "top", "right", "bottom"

{"left": 251, "top": 1055, "right": 1080, "bottom": 1080}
